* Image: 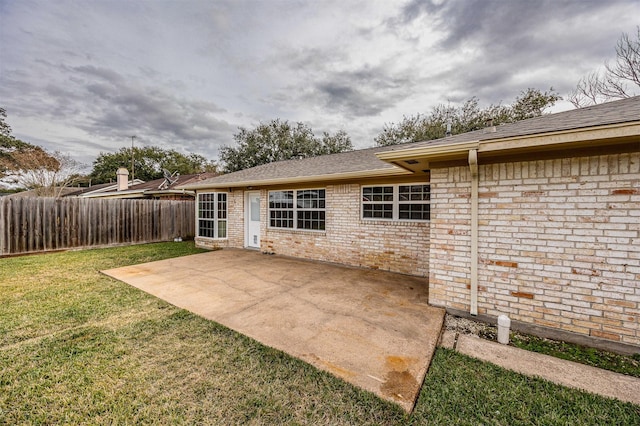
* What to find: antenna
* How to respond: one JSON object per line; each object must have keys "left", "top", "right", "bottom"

{"left": 130, "top": 135, "right": 136, "bottom": 182}
{"left": 159, "top": 168, "right": 179, "bottom": 190}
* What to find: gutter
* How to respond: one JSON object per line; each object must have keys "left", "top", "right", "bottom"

{"left": 143, "top": 189, "right": 195, "bottom": 197}
{"left": 376, "top": 141, "right": 480, "bottom": 163}
{"left": 468, "top": 149, "right": 479, "bottom": 316}
{"left": 178, "top": 166, "right": 411, "bottom": 191}
{"left": 81, "top": 190, "right": 145, "bottom": 199}
{"left": 375, "top": 122, "right": 640, "bottom": 164}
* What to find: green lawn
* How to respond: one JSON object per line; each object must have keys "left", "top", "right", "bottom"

{"left": 1, "top": 243, "right": 638, "bottom": 425}
{"left": 510, "top": 332, "right": 640, "bottom": 377}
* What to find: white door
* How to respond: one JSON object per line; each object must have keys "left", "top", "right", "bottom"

{"left": 246, "top": 191, "right": 261, "bottom": 249}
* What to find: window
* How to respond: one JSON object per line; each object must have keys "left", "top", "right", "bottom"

{"left": 269, "top": 190, "right": 294, "bottom": 228}
{"left": 269, "top": 189, "right": 326, "bottom": 230}
{"left": 398, "top": 184, "right": 430, "bottom": 220}
{"left": 362, "top": 186, "right": 394, "bottom": 219}
{"left": 197, "top": 192, "right": 227, "bottom": 238}
{"left": 362, "top": 184, "right": 430, "bottom": 221}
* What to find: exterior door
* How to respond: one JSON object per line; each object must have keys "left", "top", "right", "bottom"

{"left": 246, "top": 191, "right": 261, "bottom": 249}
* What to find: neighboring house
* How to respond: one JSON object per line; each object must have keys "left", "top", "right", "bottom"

{"left": 181, "top": 96, "right": 640, "bottom": 350}
{"left": 73, "top": 168, "right": 217, "bottom": 200}
{"left": 5, "top": 187, "right": 82, "bottom": 198}
{"left": 64, "top": 180, "right": 145, "bottom": 198}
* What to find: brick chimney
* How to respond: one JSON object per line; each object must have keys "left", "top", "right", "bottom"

{"left": 116, "top": 168, "right": 129, "bottom": 191}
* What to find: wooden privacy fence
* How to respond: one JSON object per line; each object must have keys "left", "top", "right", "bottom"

{"left": 0, "top": 197, "right": 195, "bottom": 256}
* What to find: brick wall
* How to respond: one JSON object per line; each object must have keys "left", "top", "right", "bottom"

{"left": 194, "top": 189, "right": 244, "bottom": 250}
{"left": 262, "top": 184, "right": 429, "bottom": 276}
{"left": 428, "top": 166, "right": 473, "bottom": 311}
{"left": 197, "top": 183, "right": 430, "bottom": 276}
{"left": 429, "top": 152, "right": 640, "bottom": 346}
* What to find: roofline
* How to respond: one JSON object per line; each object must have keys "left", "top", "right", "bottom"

{"left": 376, "top": 141, "right": 480, "bottom": 162}
{"left": 143, "top": 189, "right": 195, "bottom": 196}
{"left": 376, "top": 122, "right": 640, "bottom": 163}
{"left": 180, "top": 120, "right": 640, "bottom": 191}
{"left": 81, "top": 190, "right": 145, "bottom": 199}
{"left": 180, "top": 166, "right": 411, "bottom": 190}
{"left": 72, "top": 179, "right": 146, "bottom": 196}
{"left": 479, "top": 121, "right": 640, "bottom": 154}
{"left": 81, "top": 188, "right": 196, "bottom": 199}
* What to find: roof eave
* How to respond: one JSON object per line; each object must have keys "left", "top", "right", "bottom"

{"left": 143, "top": 189, "right": 195, "bottom": 196}
{"left": 479, "top": 121, "right": 640, "bottom": 155}
{"left": 180, "top": 166, "right": 412, "bottom": 190}
{"left": 376, "top": 141, "right": 480, "bottom": 163}
{"left": 81, "top": 190, "right": 145, "bottom": 199}
{"left": 376, "top": 122, "right": 640, "bottom": 164}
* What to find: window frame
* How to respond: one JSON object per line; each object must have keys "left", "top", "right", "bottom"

{"left": 268, "top": 188, "right": 326, "bottom": 231}
{"left": 361, "top": 183, "right": 430, "bottom": 222}
{"left": 196, "top": 192, "right": 228, "bottom": 239}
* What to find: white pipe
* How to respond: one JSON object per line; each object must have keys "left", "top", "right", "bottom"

{"left": 469, "top": 149, "right": 479, "bottom": 316}
{"left": 497, "top": 315, "right": 511, "bottom": 344}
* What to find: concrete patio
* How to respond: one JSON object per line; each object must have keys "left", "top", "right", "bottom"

{"left": 102, "top": 248, "right": 445, "bottom": 411}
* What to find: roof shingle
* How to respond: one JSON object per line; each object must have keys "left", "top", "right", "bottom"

{"left": 184, "top": 96, "right": 640, "bottom": 189}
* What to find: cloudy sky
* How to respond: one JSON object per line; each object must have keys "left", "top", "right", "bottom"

{"left": 1, "top": 0, "right": 638, "bottom": 170}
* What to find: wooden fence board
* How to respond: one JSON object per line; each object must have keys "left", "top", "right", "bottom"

{"left": 0, "top": 197, "right": 195, "bottom": 256}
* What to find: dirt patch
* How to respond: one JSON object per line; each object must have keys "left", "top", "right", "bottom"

{"left": 381, "top": 370, "right": 419, "bottom": 402}
{"left": 444, "top": 314, "right": 497, "bottom": 340}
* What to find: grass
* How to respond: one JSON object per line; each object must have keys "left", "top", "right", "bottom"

{"left": 472, "top": 321, "right": 640, "bottom": 378}
{"left": 510, "top": 332, "right": 640, "bottom": 378}
{"left": 1, "top": 242, "right": 639, "bottom": 425}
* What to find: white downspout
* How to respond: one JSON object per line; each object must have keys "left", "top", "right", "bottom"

{"left": 468, "top": 149, "right": 479, "bottom": 316}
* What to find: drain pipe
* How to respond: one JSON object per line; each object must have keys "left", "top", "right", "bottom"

{"left": 468, "top": 149, "right": 479, "bottom": 316}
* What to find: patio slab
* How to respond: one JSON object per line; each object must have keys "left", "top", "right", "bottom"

{"left": 102, "top": 248, "right": 444, "bottom": 411}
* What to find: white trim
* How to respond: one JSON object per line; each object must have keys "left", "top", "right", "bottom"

{"left": 267, "top": 188, "right": 326, "bottom": 231}
{"left": 245, "top": 191, "right": 261, "bottom": 248}
{"left": 361, "top": 183, "right": 431, "bottom": 222}
{"left": 196, "top": 191, "right": 228, "bottom": 239}
{"left": 469, "top": 149, "right": 479, "bottom": 316}
{"left": 180, "top": 167, "right": 410, "bottom": 191}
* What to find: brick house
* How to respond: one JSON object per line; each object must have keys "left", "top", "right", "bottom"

{"left": 182, "top": 96, "right": 640, "bottom": 351}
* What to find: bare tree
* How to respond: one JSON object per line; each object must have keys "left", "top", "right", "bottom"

{"left": 570, "top": 27, "right": 640, "bottom": 108}
{"left": 4, "top": 151, "right": 85, "bottom": 197}
{"left": 1, "top": 107, "right": 85, "bottom": 196}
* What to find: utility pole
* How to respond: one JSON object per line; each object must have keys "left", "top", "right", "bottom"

{"left": 130, "top": 135, "right": 136, "bottom": 182}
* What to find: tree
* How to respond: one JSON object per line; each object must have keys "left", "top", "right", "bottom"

{"left": 7, "top": 151, "right": 85, "bottom": 197}
{"left": 220, "top": 119, "right": 353, "bottom": 173}
{"left": 1, "top": 108, "right": 104, "bottom": 196}
{"left": 0, "top": 107, "right": 12, "bottom": 137}
{"left": 1, "top": 107, "right": 70, "bottom": 195}
{"left": 1, "top": 135, "right": 59, "bottom": 177}
{"left": 569, "top": 27, "right": 640, "bottom": 107}
{"left": 0, "top": 136, "right": 85, "bottom": 197}
{"left": 89, "top": 146, "right": 216, "bottom": 184}
{"left": 375, "top": 88, "right": 560, "bottom": 146}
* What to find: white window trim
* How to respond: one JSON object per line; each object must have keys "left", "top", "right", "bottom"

{"left": 196, "top": 192, "right": 228, "bottom": 239}
{"left": 267, "top": 188, "right": 326, "bottom": 231}
{"left": 361, "top": 183, "right": 430, "bottom": 222}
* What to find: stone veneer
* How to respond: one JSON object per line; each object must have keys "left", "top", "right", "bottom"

{"left": 429, "top": 152, "right": 640, "bottom": 346}
{"left": 196, "top": 182, "right": 430, "bottom": 276}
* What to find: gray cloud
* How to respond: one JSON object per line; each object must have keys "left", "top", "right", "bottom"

{"left": 396, "top": 0, "right": 624, "bottom": 51}
{"left": 388, "top": 0, "right": 638, "bottom": 105}
{"left": 1, "top": 0, "right": 638, "bottom": 164}
{"left": 33, "top": 61, "right": 230, "bottom": 149}
{"left": 313, "top": 66, "right": 415, "bottom": 117}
